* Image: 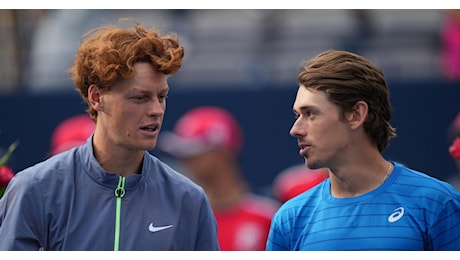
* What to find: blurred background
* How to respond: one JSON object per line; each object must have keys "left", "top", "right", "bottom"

{"left": 0, "top": 9, "right": 459, "bottom": 196}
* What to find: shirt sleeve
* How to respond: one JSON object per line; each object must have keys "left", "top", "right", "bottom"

{"left": 0, "top": 171, "right": 46, "bottom": 250}
{"left": 266, "top": 210, "right": 291, "bottom": 251}
{"left": 429, "top": 194, "right": 460, "bottom": 250}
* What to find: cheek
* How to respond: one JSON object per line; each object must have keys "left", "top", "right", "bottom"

{"left": 108, "top": 105, "right": 139, "bottom": 132}
{"left": 322, "top": 123, "right": 350, "bottom": 150}
{"left": 314, "top": 121, "right": 346, "bottom": 144}
{"left": 116, "top": 103, "right": 141, "bottom": 119}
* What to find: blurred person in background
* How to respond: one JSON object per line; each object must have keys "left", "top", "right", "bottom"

{"left": 440, "top": 9, "right": 460, "bottom": 81}
{"left": 1, "top": 114, "right": 94, "bottom": 198}
{"left": 49, "top": 114, "right": 95, "bottom": 156}
{"left": 272, "top": 164, "right": 329, "bottom": 204}
{"left": 447, "top": 113, "right": 460, "bottom": 190}
{"left": 449, "top": 137, "right": 460, "bottom": 190}
{"left": 159, "top": 106, "right": 280, "bottom": 251}
{"left": 266, "top": 50, "right": 460, "bottom": 250}
{"left": 24, "top": 10, "right": 181, "bottom": 92}
{"left": 0, "top": 10, "right": 46, "bottom": 93}
{"left": 0, "top": 19, "right": 219, "bottom": 250}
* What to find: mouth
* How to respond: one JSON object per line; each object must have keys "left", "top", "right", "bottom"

{"left": 140, "top": 124, "right": 160, "bottom": 132}
{"left": 298, "top": 143, "right": 310, "bottom": 156}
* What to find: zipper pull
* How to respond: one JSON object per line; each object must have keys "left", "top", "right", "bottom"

{"left": 114, "top": 176, "right": 125, "bottom": 198}
{"left": 113, "top": 176, "right": 125, "bottom": 251}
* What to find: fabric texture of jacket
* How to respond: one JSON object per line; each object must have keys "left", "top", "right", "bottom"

{"left": 0, "top": 137, "right": 220, "bottom": 251}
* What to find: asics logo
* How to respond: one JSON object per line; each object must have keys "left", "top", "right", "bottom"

{"left": 388, "top": 207, "right": 404, "bottom": 223}
{"left": 148, "top": 222, "right": 173, "bottom": 233}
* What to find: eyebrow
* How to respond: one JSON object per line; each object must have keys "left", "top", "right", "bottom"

{"left": 295, "top": 105, "right": 314, "bottom": 113}
{"left": 132, "top": 86, "right": 169, "bottom": 94}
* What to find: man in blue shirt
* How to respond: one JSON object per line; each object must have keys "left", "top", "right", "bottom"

{"left": 0, "top": 19, "right": 219, "bottom": 251}
{"left": 266, "top": 50, "right": 460, "bottom": 250}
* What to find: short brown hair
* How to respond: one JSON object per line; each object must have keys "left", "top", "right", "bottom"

{"left": 297, "top": 50, "right": 396, "bottom": 152}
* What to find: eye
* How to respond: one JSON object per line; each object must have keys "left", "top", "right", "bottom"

{"left": 305, "top": 109, "right": 318, "bottom": 120}
{"left": 299, "top": 108, "right": 316, "bottom": 120}
{"left": 158, "top": 94, "right": 168, "bottom": 102}
{"left": 293, "top": 112, "right": 299, "bottom": 121}
{"left": 130, "top": 95, "right": 148, "bottom": 103}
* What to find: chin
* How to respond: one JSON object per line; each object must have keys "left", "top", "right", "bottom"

{"left": 139, "top": 141, "right": 156, "bottom": 151}
{"left": 146, "top": 144, "right": 157, "bottom": 151}
{"left": 305, "top": 159, "right": 320, "bottom": 170}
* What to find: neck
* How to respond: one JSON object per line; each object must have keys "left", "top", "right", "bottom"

{"left": 92, "top": 138, "right": 144, "bottom": 177}
{"left": 329, "top": 159, "right": 393, "bottom": 198}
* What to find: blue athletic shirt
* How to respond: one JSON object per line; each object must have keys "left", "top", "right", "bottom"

{"left": 266, "top": 162, "right": 460, "bottom": 250}
{"left": 0, "top": 136, "right": 220, "bottom": 250}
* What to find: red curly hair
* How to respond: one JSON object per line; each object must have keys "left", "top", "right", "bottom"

{"left": 68, "top": 19, "right": 185, "bottom": 121}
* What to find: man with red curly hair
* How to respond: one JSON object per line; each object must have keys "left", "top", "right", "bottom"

{"left": 0, "top": 20, "right": 219, "bottom": 251}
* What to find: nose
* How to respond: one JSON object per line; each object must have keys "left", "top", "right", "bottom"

{"left": 290, "top": 118, "right": 304, "bottom": 137}
{"left": 289, "top": 124, "right": 297, "bottom": 137}
{"left": 148, "top": 99, "right": 165, "bottom": 116}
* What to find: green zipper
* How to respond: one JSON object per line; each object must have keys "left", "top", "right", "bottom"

{"left": 113, "top": 176, "right": 125, "bottom": 251}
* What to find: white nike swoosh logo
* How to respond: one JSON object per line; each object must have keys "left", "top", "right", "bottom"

{"left": 148, "top": 222, "right": 173, "bottom": 233}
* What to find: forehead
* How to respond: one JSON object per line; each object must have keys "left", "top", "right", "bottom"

{"left": 113, "top": 63, "right": 169, "bottom": 93}
{"left": 292, "top": 85, "right": 339, "bottom": 113}
{"left": 294, "top": 86, "right": 325, "bottom": 106}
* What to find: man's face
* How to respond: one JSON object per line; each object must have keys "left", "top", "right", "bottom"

{"left": 290, "top": 86, "right": 352, "bottom": 170}
{"left": 96, "top": 62, "right": 169, "bottom": 152}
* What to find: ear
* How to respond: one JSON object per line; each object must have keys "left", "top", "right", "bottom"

{"left": 88, "top": 84, "right": 104, "bottom": 111}
{"left": 346, "top": 100, "right": 368, "bottom": 130}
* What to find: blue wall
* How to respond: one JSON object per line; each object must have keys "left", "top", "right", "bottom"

{"left": 0, "top": 80, "right": 459, "bottom": 196}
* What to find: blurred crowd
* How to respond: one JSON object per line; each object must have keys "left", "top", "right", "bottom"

{"left": 0, "top": 10, "right": 459, "bottom": 250}
{"left": 0, "top": 9, "right": 457, "bottom": 94}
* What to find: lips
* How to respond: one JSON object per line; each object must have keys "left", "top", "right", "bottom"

{"left": 141, "top": 125, "right": 158, "bottom": 131}
{"left": 140, "top": 123, "right": 160, "bottom": 133}
{"left": 298, "top": 143, "right": 310, "bottom": 156}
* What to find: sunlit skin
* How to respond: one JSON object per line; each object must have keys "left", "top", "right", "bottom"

{"left": 290, "top": 86, "right": 393, "bottom": 198}
{"left": 88, "top": 62, "right": 169, "bottom": 177}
